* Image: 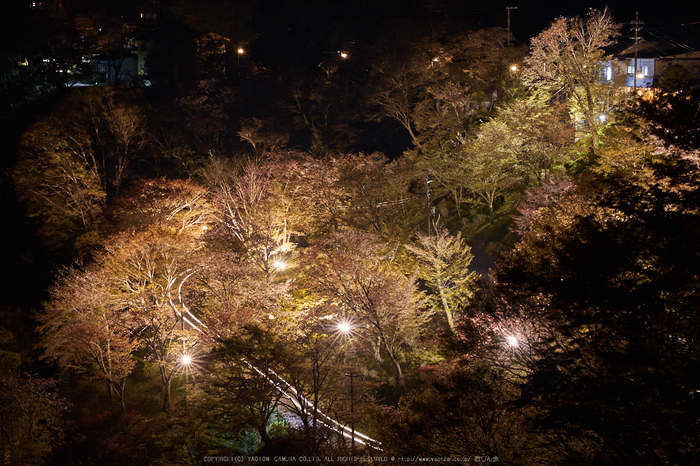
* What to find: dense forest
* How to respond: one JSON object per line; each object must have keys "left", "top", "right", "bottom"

{"left": 2, "top": 1, "right": 700, "bottom": 465}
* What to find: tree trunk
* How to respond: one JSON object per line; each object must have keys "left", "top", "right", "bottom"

{"left": 379, "top": 332, "right": 403, "bottom": 385}
{"left": 259, "top": 427, "right": 272, "bottom": 447}
{"left": 387, "top": 349, "right": 404, "bottom": 386}
{"left": 162, "top": 377, "right": 171, "bottom": 412}
{"left": 439, "top": 289, "right": 456, "bottom": 333}
{"left": 106, "top": 379, "right": 113, "bottom": 404}
{"left": 120, "top": 379, "right": 127, "bottom": 413}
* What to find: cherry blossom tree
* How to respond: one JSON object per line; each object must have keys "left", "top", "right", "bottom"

{"left": 40, "top": 264, "right": 137, "bottom": 411}
{"left": 304, "top": 230, "right": 429, "bottom": 386}
{"left": 522, "top": 9, "right": 622, "bottom": 152}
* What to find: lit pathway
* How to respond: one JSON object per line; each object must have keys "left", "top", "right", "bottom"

{"left": 168, "top": 268, "right": 383, "bottom": 451}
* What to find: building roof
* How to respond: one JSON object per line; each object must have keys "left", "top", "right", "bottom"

{"left": 610, "top": 36, "right": 699, "bottom": 58}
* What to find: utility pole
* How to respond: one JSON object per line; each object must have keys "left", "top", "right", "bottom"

{"left": 631, "top": 11, "right": 644, "bottom": 94}
{"left": 507, "top": 7, "right": 518, "bottom": 39}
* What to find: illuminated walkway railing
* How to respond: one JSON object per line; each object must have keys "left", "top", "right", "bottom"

{"left": 168, "top": 269, "right": 383, "bottom": 451}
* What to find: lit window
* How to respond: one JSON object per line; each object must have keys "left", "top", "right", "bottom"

{"left": 606, "top": 66, "right": 612, "bottom": 81}
{"left": 627, "top": 65, "right": 635, "bottom": 75}
{"left": 642, "top": 66, "right": 650, "bottom": 76}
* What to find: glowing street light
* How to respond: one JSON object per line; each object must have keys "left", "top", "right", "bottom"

{"left": 338, "top": 322, "right": 351, "bottom": 334}
{"left": 181, "top": 354, "right": 192, "bottom": 365}
{"left": 510, "top": 64, "right": 518, "bottom": 72}
{"left": 273, "top": 260, "right": 287, "bottom": 270}
{"left": 507, "top": 335, "right": 519, "bottom": 347}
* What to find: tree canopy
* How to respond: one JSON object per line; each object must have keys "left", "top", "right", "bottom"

{"left": 7, "top": 5, "right": 700, "bottom": 464}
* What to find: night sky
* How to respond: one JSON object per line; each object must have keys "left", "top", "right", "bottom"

{"left": 412, "top": 0, "right": 699, "bottom": 46}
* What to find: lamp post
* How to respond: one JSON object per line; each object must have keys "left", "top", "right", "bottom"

{"left": 345, "top": 372, "right": 359, "bottom": 455}
{"left": 338, "top": 321, "right": 359, "bottom": 453}
{"left": 181, "top": 353, "right": 192, "bottom": 413}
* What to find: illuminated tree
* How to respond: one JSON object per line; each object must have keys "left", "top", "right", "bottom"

{"left": 195, "top": 33, "right": 231, "bottom": 78}
{"left": 522, "top": 9, "right": 622, "bottom": 152}
{"left": 413, "top": 28, "right": 524, "bottom": 139}
{"left": 204, "top": 156, "right": 297, "bottom": 278}
{"left": 238, "top": 118, "right": 289, "bottom": 156}
{"left": 13, "top": 87, "right": 150, "bottom": 252}
{"left": 192, "top": 248, "right": 290, "bottom": 340}
{"left": 492, "top": 99, "right": 574, "bottom": 186}
{"left": 272, "top": 309, "right": 346, "bottom": 436}
{"left": 102, "top": 97, "right": 148, "bottom": 191}
{"left": 13, "top": 114, "right": 106, "bottom": 252}
{"left": 405, "top": 227, "right": 479, "bottom": 333}
{"left": 511, "top": 177, "right": 576, "bottom": 237}
{"left": 465, "top": 119, "right": 522, "bottom": 224}
{"left": 39, "top": 265, "right": 137, "bottom": 411}
{"left": 38, "top": 178, "right": 214, "bottom": 413}
{"left": 101, "top": 218, "right": 207, "bottom": 413}
{"left": 305, "top": 230, "right": 429, "bottom": 386}
{"left": 368, "top": 28, "right": 523, "bottom": 151}
{"left": 105, "top": 178, "right": 211, "bottom": 234}
{"left": 333, "top": 152, "right": 423, "bottom": 243}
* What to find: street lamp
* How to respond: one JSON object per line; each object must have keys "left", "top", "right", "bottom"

{"left": 507, "top": 335, "right": 519, "bottom": 347}
{"left": 180, "top": 352, "right": 193, "bottom": 412}
{"left": 273, "top": 259, "right": 286, "bottom": 270}
{"left": 336, "top": 317, "right": 360, "bottom": 452}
